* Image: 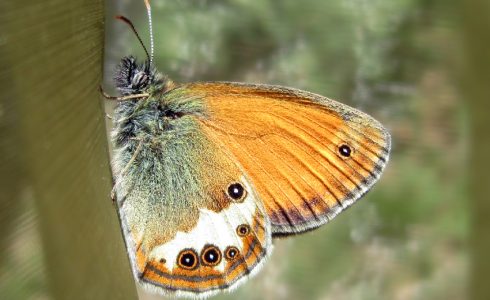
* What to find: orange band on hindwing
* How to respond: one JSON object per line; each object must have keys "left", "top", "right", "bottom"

{"left": 136, "top": 215, "right": 267, "bottom": 293}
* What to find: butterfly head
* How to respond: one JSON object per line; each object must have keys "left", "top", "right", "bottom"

{"left": 114, "top": 56, "right": 173, "bottom": 96}
{"left": 113, "top": 5, "right": 174, "bottom": 97}
{"left": 111, "top": 56, "right": 203, "bottom": 148}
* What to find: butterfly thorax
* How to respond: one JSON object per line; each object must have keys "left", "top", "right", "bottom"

{"left": 112, "top": 57, "right": 208, "bottom": 147}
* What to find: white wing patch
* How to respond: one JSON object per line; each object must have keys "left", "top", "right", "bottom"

{"left": 149, "top": 178, "right": 265, "bottom": 271}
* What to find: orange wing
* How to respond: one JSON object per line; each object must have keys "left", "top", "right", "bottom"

{"left": 189, "top": 82, "right": 391, "bottom": 236}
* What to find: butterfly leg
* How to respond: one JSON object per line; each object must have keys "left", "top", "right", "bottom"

{"left": 110, "top": 188, "right": 117, "bottom": 206}
{"left": 99, "top": 85, "right": 150, "bottom": 101}
{"left": 109, "top": 161, "right": 117, "bottom": 205}
{"left": 120, "top": 139, "right": 144, "bottom": 176}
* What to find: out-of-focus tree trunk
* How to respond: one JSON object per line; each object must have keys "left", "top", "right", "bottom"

{"left": 0, "top": 0, "right": 138, "bottom": 299}
{"left": 463, "top": 1, "right": 490, "bottom": 300}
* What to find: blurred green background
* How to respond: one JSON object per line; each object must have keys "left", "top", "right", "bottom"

{"left": 2, "top": 0, "right": 488, "bottom": 299}
{"left": 106, "top": 1, "right": 468, "bottom": 299}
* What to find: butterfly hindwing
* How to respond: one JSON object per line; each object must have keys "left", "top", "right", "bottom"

{"left": 189, "top": 82, "right": 391, "bottom": 236}
{"left": 112, "top": 102, "right": 272, "bottom": 298}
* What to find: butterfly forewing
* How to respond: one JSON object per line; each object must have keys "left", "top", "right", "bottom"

{"left": 191, "top": 82, "right": 391, "bottom": 236}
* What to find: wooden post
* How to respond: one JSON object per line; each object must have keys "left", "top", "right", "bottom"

{"left": 462, "top": 0, "right": 490, "bottom": 299}
{"left": 0, "top": 0, "right": 138, "bottom": 299}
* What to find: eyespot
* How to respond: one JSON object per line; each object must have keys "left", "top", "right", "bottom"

{"left": 227, "top": 182, "right": 247, "bottom": 202}
{"left": 201, "top": 245, "right": 222, "bottom": 267}
{"left": 236, "top": 224, "right": 251, "bottom": 237}
{"left": 177, "top": 249, "right": 199, "bottom": 270}
{"left": 338, "top": 144, "right": 352, "bottom": 157}
{"left": 224, "top": 246, "right": 240, "bottom": 260}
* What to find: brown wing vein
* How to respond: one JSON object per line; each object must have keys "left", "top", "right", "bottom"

{"left": 201, "top": 123, "right": 298, "bottom": 225}
{"left": 225, "top": 133, "right": 307, "bottom": 225}
{"left": 238, "top": 104, "right": 387, "bottom": 163}
{"left": 266, "top": 116, "right": 366, "bottom": 186}
{"left": 255, "top": 137, "right": 322, "bottom": 222}
{"left": 212, "top": 115, "right": 360, "bottom": 206}
{"left": 286, "top": 107, "right": 388, "bottom": 165}
{"left": 277, "top": 112, "right": 380, "bottom": 179}
{"left": 230, "top": 105, "right": 387, "bottom": 151}
{"left": 272, "top": 134, "right": 346, "bottom": 208}
{"left": 268, "top": 111, "right": 380, "bottom": 180}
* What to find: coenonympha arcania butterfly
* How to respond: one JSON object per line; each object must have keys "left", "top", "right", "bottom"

{"left": 104, "top": 1, "right": 391, "bottom": 298}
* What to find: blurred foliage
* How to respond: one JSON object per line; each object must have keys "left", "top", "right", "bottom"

{"left": 1, "top": 0, "right": 472, "bottom": 299}
{"left": 105, "top": 0, "right": 468, "bottom": 300}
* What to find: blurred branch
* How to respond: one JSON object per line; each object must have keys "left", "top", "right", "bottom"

{"left": 0, "top": 0, "right": 137, "bottom": 299}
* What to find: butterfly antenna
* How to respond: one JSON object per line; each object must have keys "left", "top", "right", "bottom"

{"left": 115, "top": 15, "right": 151, "bottom": 65}
{"left": 144, "top": 0, "right": 154, "bottom": 66}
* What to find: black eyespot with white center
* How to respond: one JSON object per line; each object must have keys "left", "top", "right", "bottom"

{"left": 201, "top": 245, "right": 222, "bottom": 266}
{"left": 338, "top": 144, "right": 352, "bottom": 158}
{"left": 237, "top": 224, "right": 251, "bottom": 237}
{"left": 227, "top": 182, "right": 247, "bottom": 202}
{"left": 225, "top": 246, "right": 240, "bottom": 261}
{"left": 177, "top": 249, "right": 199, "bottom": 270}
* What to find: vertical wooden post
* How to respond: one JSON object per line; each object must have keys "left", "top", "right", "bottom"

{"left": 0, "top": 0, "right": 138, "bottom": 299}
{"left": 462, "top": 0, "right": 490, "bottom": 299}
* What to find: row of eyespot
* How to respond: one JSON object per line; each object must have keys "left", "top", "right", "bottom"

{"left": 176, "top": 245, "right": 238, "bottom": 270}
{"left": 175, "top": 224, "right": 251, "bottom": 270}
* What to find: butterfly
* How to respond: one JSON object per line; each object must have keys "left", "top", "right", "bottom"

{"left": 105, "top": 1, "right": 391, "bottom": 298}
